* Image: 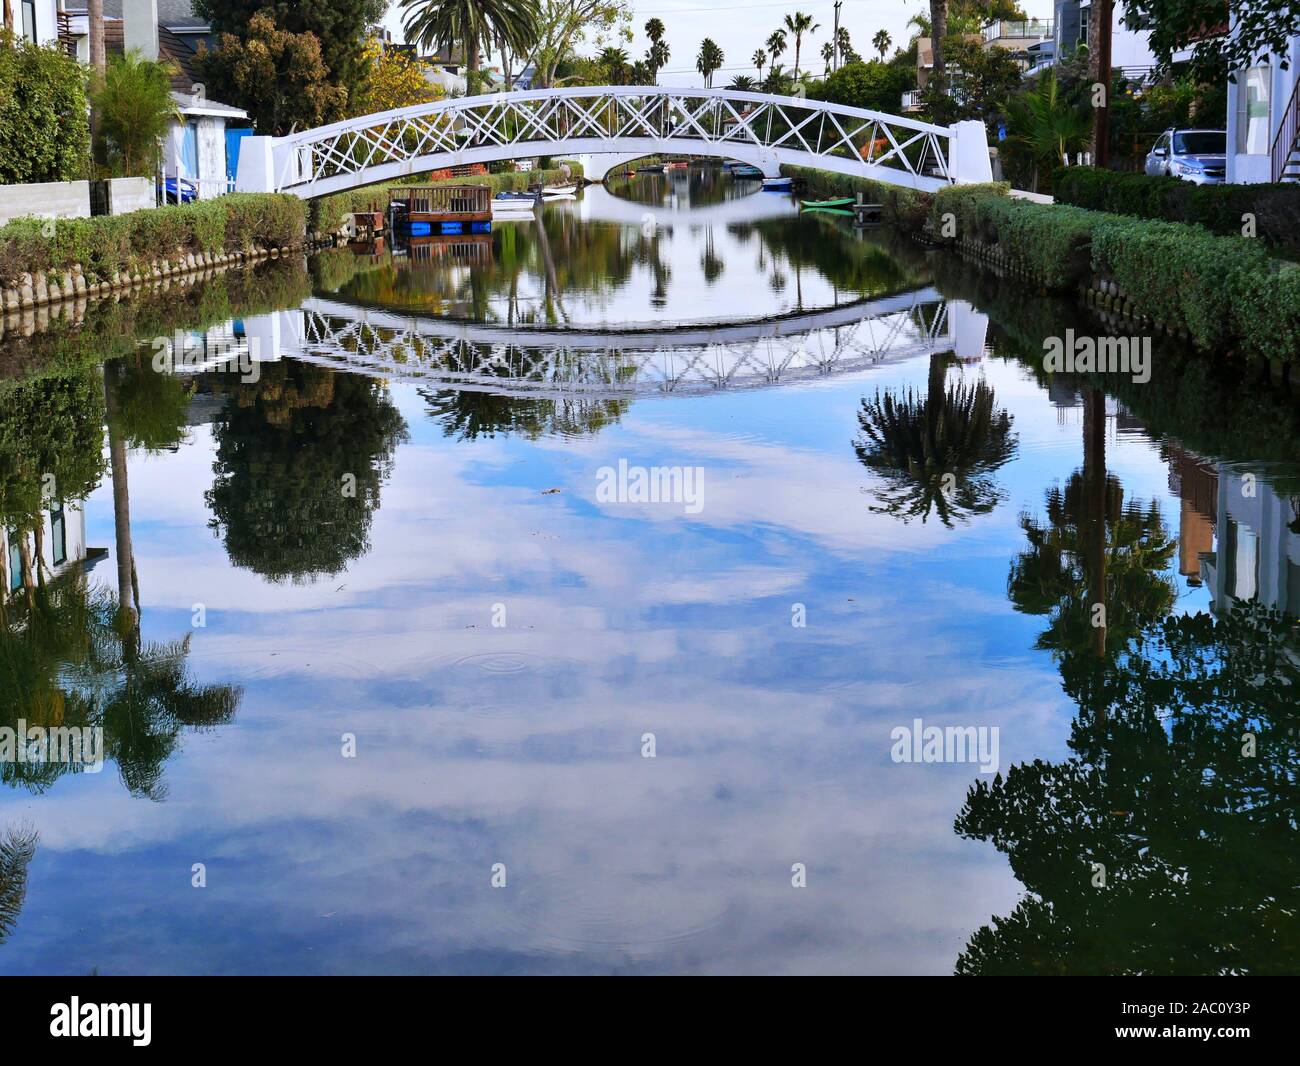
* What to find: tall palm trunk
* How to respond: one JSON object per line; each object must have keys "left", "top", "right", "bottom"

{"left": 3, "top": 1, "right": 14, "bottom": 36}
{"left": 102, "top": 370, "right": 136, "bottom": 634}
{"left": 929, "top": 0, "right": 947, "bottom": 95}
{"left": 89, "top": 0, "right": 105, "bottom": 163}
{"left": 1083, "top": 387, "right": 1107, "bottom": 661}
{"left": 16, "top": 531, "right": 35, "bottom": 609}
{"left": 793, "top": 38, "right": 801, "bottom": 81}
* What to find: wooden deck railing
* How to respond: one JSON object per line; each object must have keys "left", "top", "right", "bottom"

{"left": 401, "top": 184, "right": 492, "bottom": 218}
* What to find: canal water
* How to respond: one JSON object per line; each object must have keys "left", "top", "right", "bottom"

{"left": 1, "top": 168, "right": 1296, "bottom": 974}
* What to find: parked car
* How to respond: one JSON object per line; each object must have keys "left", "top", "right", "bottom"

{"left": 1144, "top": 128, "right": 1227, "bottom": 184}
{"left": 159, "top": 177, "right": 198, "bottom": 204}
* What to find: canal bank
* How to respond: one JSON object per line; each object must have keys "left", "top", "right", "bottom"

{"left": 787, "top": 165, "right": 1300, "bottom": 389}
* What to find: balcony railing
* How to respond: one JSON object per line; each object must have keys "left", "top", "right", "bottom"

{"left": 984, "top": 19, "right": 1054, "bottom": 42}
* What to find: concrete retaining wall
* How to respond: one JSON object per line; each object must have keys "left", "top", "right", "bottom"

{"left": 108, "top": 177, "right": 156, "bottom": 215}
{"left": 0, "top": 181, "right": 91, "bottom": 226}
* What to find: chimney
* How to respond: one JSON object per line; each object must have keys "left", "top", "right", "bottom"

{"left": 124, "top": 0, "right": 160, "bottom": 62}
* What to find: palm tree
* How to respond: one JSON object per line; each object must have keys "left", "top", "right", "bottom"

{"left": 783, "top": 12, "right": 819, "bottom": 80}
{"left": 646, "top": 39, "right": 670, "bottom": 84}
{"left": 766, "top": 29, "right": 787, "bottom": 72}
{"left": 645, "top": 17, "right": 665, "bottom": 47}
{"left": 729, "top": 74, "right": 757, "bottom": 91}
{"left": 929, "top": 0, "right": 948, "bottom": 93}
{"left": 0, "top": 824, "right": 37, "bottom": 945}
{"left": 1006, "top": 71, "right": 1091, "bottom": 192}
{"left": 820, "top": 41, "right": 834, "bottom": 75}
{"left": 88, "top": 0, "right": 105, "bottom": 160}
{"left": 753, "top": 48, "right": 767, "bottom": 82}
{"left": 599, "top": 46, "right": 630, "bottom": 84}
{"left": 400, "top": 0, "right": 538, "bottom": 82}
{"left": 855, "top": 356, "right": 1017, "bottom": 527}
{"left": 872, "top": 29, "right": 892, "bottom": 61}
{"left": 696, "top": 38, "right": 724, "bottom": 88}
{"left": 837, "top": 26, "right": 854, "bottom": 64}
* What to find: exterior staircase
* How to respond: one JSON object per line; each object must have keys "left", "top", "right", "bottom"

{"left": 1273, "top": 77, "right": 1300, "bottom": 183}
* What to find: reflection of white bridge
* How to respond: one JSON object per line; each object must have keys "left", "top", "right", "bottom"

{"left": 236, "top": 87, "right": 993, "bottom": 198}
{"left": 239, "top": 289, "right": 992, "bottom": 399}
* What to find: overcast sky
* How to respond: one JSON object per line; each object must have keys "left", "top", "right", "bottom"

{"left": 381, "top": 0, "right": 1057, "bottom": 88}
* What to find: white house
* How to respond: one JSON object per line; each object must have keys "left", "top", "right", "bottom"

{"left": 26, "top": 0, "right": 249, "bottom": 199}
{"left": 2, "top": 501, "right": 93, "bottom": 602}
{"left": 1223, "top": 31, "right": 1300, "bottom": 183}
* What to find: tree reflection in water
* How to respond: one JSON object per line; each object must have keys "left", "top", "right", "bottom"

{"left": 205, "top": 362, "right": 408, "bottom": 584}
{"left": 955, "top": 601, "right": 1300, "bottom": 975}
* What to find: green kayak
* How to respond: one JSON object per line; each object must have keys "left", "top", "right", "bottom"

{"left": 800, "top": 197, "right": 855, "bottom": 209}
{"left": 803, "top": 207, "right": 855, "bottom": 217}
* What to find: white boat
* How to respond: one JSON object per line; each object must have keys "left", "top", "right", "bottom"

{"left": 541, "top": 184, "right": 578, "bottom": 197}
{"left": 761, "top": 176, "right": 793, "bottom": 190}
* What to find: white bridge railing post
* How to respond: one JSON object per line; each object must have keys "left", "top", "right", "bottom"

{"left": 948, "top": 120, "right": 994, "bottom": 185}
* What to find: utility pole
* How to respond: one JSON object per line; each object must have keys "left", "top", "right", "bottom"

{"left": 833, "top": 1, "right": 842, "bottom": 71}
{"left": 1091, "top": 0, "right": 1114, "bottom": 168}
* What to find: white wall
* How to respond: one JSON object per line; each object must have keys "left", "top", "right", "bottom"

{"left": 1, "top": 503, "right": 88, "bottom": 600}
{"left": 0, "top": 180, "right": 91, "bottom": 225}
{"left": 1226, "top": 35, "right": 1300, "bottom": 184}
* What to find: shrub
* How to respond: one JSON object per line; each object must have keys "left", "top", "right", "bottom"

{"left": 92, "top": 52, "right": 179, "bottom": 178}
{"left": 1090, "top": 216, "right": 1271, "bottom": 350}
{"left": 0, "top": 30, "right": 91, "bottom": 184}
{"left": 1053, "top": 166, "right": 1300, "bottom": 254}
{"left": 1231, "top": 264, "right": 1300, "bottom": 363}
{"left": 0, "top": 194, "right": 305, "bottom": 287}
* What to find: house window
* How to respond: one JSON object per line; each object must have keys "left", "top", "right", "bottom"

{"left": 1236, "top": 66, "right": 1271, "bottom": 154}
{"left": 21, "top": 0, "right": 37, "bottom": 43}
{"left": 50, "top": 503, "right": 67, "bottom": 566}
{"left": 6, "top": 532, "right": 21, "bottom": 592}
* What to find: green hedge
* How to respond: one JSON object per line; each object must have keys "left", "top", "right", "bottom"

{"left": 0, "top": 31, "right": 91, "bottom": 185}
{"left": 309, "top": 163, "right": 584, "bottom": 233}
{"left": 930, "top": 183, "right": 1300, "bottom": 361}
{"left": 1052, "top": 167, "right": 1300, "bottom": 254}
{"left": 0, "top": 194, "right": 306, "bottom": 288}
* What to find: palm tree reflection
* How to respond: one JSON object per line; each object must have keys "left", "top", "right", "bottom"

{"left": 855, "top": 355, "right": 1017, "bottom": 526}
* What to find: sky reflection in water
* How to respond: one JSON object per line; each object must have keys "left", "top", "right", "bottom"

{"left": 0, "top": 173, "right": 1296, "bottom": 975}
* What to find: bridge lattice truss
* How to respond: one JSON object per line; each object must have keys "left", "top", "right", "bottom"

{"left": 280, "top": 294, "right": 951, "bottom": 399}
{"left": 262, "top": 88, "right": 960, "bottom": 196}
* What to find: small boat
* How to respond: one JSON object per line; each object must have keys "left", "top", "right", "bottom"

{"left": 730, "top": 165, "right": 763, "bottom": 179}
{"left": 541, "top": 183, "right": 578, "bottom": 197}
{"left": 800, "top": 196, "right": 855, "bottom": 210}
{"left": 803, "top": 207, "right": 856, "bottom": 217}
{"left": 495, "top": 191, "right": 537, "bottom": 201}
{"left": 664, "top": 160, "right": 689, "bottom": 170}
{"left": 762, "top": 176, "right": 793, "bottom": 191}
{"left": 637, "top": 164, "right": 666, "bottom": 173}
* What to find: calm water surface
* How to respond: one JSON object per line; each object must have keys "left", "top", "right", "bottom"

{"left": 1, "top": 169, "right": 1296, "bottom": 974}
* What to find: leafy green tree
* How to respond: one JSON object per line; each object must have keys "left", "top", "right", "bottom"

{"left": 91, "top": 52, "right": 179, "bottom": 179}
{"left": 196, "top": 11, "right": 349, "bottom": 134}
{"left": 920, "top": 36, "right": 1023, "bottom": 126}
{"left": 729, "top": 73, "right": 757, "bottom": 91}
{"left": 1124, "top": 0, "right": 1300, "bottom": 82}
{"left": 808, "top": 60, "right": 913, "bottom": 113}
{"left": 194, "top": 0, "right": 383, "bottom": 101}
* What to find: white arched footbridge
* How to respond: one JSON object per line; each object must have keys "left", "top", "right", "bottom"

{"left": 235, "top": 87, "right": 993, "bottom": 198}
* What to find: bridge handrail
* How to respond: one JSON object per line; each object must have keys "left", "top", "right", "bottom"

{"left": 273, "top": 86, "right": 958, "bottom": 149}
